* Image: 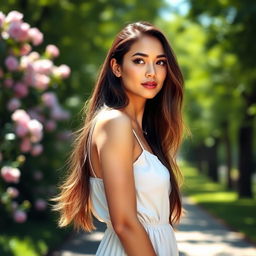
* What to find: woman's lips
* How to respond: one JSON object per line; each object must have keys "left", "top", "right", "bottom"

{"left": 141, "top": 81, "right": 157, "bottom": 88}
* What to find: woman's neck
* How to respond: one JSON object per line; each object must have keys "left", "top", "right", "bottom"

{"left": 122, "top": 100, "right": 145, "bottom": 129}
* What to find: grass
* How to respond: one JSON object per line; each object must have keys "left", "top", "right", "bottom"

{"left": 181, "top": 162, "right": 256, "bottom": 243}
{"left": 0, "top": 213, "right": 71, "bottom": 256}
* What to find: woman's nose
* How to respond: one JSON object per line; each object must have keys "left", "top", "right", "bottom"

{"left": 146, "top": 64, "right": 156, "bottom": 77}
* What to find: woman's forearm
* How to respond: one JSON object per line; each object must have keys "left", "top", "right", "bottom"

{"left": 114, "top": 220, "right": 157, "bottom": 256}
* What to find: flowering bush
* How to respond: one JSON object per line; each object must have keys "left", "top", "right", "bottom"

{"left": 0, "top": 10, "right": 71, "bottom": 223}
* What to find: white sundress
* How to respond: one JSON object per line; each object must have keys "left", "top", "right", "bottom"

{"left": 88, "top": 124, "right": 179, "bottom": 255}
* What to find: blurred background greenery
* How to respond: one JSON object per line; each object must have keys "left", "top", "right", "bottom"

{"left": 0, "top": 0, "right": 255, "bottom": 255}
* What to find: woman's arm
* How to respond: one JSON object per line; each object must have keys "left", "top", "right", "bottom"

{"left": 95, "top": 110, "right": 156, "bottom": 256}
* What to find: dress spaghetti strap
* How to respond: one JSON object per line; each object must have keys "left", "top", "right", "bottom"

{"left": 132, "top": 129, "right": 145, "bottom": 151}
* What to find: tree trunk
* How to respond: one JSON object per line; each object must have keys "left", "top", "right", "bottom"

{"left": 207, "top": 138, "right": 219, "bottom": 182}
{"left": 238, "top": 114, "right": 253, "bottom": 198}
{"left": 223, "top": 123, "right": 233, "bottom": 189}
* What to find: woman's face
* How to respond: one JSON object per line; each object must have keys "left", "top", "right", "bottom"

{"left": 112, "top": 35, "right": 167, "bottom": 101}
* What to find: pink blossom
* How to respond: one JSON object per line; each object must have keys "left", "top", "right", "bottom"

{"left": 6, "top": 11, "right": 23, "bottom": 23}
{"left": 14, "top": 82, "right": 28, "bottom": 98}
{"left": 0, "top": 11, "right": 5, "bottom": 27}
{"left": 27, "top": 109, "right": 45, "bottom": 124}
{"left": 7, "top": 98, "right": 21, "bottom": 111}
{"left": 4, "top": 78, "right": 14, "bottom": 88}
{"left": 5, "top": 56, "right": 19, "bottom": 71}
{"left": 51, "top": 106, "right": 70, "bottom": 120}
{"left": 13, "top": 210, "right": 27, "bottom": 223}
{"left": 30, "top": 144, "right": 43, "bottom": 156}
{"left": 33, "top": 170, "right": 43, "bottom": 181}
{"left": 45, "top": 120, "right": 56, "bottom": 131}
{"left": 33, "top": 59, "right": 53, "bottom": 74}
{"left": 55, "top": 64, "right": 71, "bottom": 79}
{"left": 7, "top": 187, "right": 19, "bottom": 198}
{"left": 15, "top": 123, "right": 29, "bottom": 137}
{"left": 28, "top": 119, "right": 43, "bottom": 142}
{"left": 20, "top": 56, "right": 30, "bottom": 69}
{"left": 28, "top": 51, "right": 40, "bottom": 61}
{"left": 20, "top": 43, "right": 32, "bottom": 56}
{"left": 0, "top": 68, "right": 3, "bottom": 78}
{"left": 33, "top": 73, "right": 50, "bottom": 90}
{"left": 28, "top": 27, "right": 43, "bottom": 46}
{"left": 50, "top": 106, "right": 62, "bottom": 120}
{"left": 1, "top": 166, "right": 21, "bottom": 183}
{"left": 11, "top": 109, "right": 30, "bottom": 124}
{"left": 46, "top": 44, "right": 59, "bottom": 58}
{"left": 20, "top": 138, "right": 32, "bottom": 152}
{"left": 35, "top": 199, "right": 47, "bottom": 211}
{"left": 41, "top": 92, "right": 57, "bottom": 107}
{"left": 8, "top": 21, "right": 30, "bottom": 42}
{"left": 18, "top": 22, "right": 30, "bottom": 41}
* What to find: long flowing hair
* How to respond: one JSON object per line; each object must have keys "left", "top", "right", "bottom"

{"left": 52, "top": 21, "right": 185, "bottom": 231}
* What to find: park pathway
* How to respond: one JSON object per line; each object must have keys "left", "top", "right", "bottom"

{"left": 49, "top": 196, "right": 256, "bottom": 256}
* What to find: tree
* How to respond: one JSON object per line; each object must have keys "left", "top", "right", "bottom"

{"left": 187, "top": 0, "right": 256, "bottom": 197}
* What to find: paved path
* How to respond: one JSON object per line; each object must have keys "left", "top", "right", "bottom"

{"left": 50, "top": 196, "right": 256, "bottom": 256}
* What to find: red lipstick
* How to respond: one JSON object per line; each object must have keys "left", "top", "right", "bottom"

{"left": 141, "top": 81, "right": 157, "bottom": 88}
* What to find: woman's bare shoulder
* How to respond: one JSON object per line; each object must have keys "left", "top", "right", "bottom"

{"left": 95, "top": 108, "right": 132, "bottom": 133}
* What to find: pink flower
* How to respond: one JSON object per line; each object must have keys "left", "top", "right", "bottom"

{"left": 7, "top": 187, "right": 19, "bottom": 198}
{"left": 14, "top": 82, "right": 28, "bottom": 98}
{"left": 20, "top": 138, "right": 32, "bottom": 152}
{"left": 20, "top": 43, "right": 32, "bottom": 56}
{"left": 5, "top": 56, "right": 19, "bottom": 71}
{"left": 1, "top": 166, "right": 21, "bottom": 183}
{"left": 27, "top": 109, "right": 45, "bottom": 124}
{"left": 0, "top": 68, "right": 4, "bottom": 78}
{"left": 53, "top": 64, "right": 71, "bottom": 79}
{"left": 4, "top": 78, "right": 14, "bottom": 88}
{"left": 51, "top": 106, "right": 70, "bottom": 120}
{"left": 33, "top": 170, "right": 43, "bottom": 181}
{"left": 45, "top": 120, "right": 56, "bottom": 132}
{"left": 15, "top": 123, "right": 29, "bottom": 137}
{"left": 33, "top": 59, "right": 53, "bottom": 74}
{"left": 13, "top": 210, "right": 27, "bottom": 223}
{"left": 30, "top": 144, "right": 43, "bottom": 156}
{"left": 35, "top": 199, "right": 47, "bottom": 211}
{"left": 28, "top": 51, "right": 40, "bottom": 61}
{"left": 0, "top": 12, "right": 5, "bottom": 27}
{"left": 7, "top": 98, "right": 21, "bottom": 112}
{"left": 28, "top": 27, "right": 43, "bottom": 46}
{"left": 41, "top": 92, "right": 57, "bottom": 107}
{"left": 8, "top": 21, "right": 30, "bottom": 42}
{"left": 6, "top": 11, "right": 23, "bottom": 23}
{"left": 33, "top": 73, "right": 50, "bottom": 90}
{"left": 11, "top": 109, "right": 30, "bottom": 124}
{"left": 46, "top": 44, "right": 59, "bottom": 58}
{"left": 28, "top": 119, "right": 43, "bottom": 142}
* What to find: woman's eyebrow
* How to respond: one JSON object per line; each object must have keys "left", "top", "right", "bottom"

{"left": 131, "top": 52, "right": 166, "bottom": 58}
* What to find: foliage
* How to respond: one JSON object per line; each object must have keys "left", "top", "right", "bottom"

{"left": 0, "top": 10, "right": 71, "bottom": 224}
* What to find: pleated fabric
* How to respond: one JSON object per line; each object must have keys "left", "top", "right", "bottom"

{"left": 89, "top": 129, "right": 179, "bottom": 256}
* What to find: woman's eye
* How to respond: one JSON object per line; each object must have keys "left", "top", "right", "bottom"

{"left": 133, "top": 58, "right": 144, "bottom": 64}
{"left": 157, "top": 60, "right": 167, "bottom": 66}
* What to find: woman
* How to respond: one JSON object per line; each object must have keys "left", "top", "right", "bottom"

{"left": 53, "top": 21, "right": 184, "bottom": 255}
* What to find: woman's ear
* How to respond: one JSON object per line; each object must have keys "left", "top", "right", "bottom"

{"left": 110, "top": 58, "right": 121, "bottom": 77}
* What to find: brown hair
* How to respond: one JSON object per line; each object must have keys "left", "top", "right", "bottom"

{"left": 52, "top": 21, "right": 185, "bottom": 231}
